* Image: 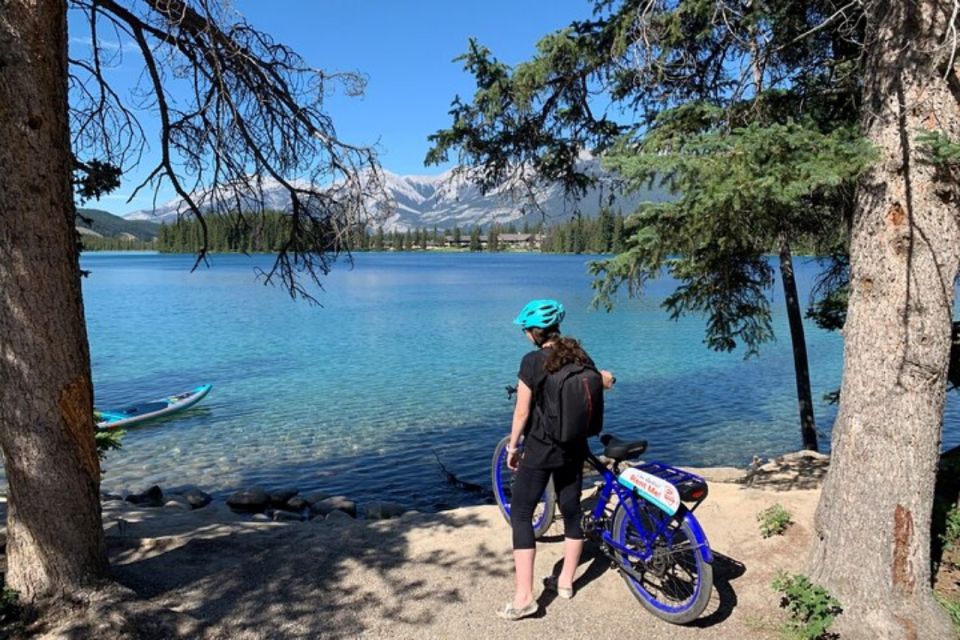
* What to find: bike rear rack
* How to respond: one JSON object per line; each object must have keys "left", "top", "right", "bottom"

{"left": 630, "top": 461, "right": 709, "bottom": 512}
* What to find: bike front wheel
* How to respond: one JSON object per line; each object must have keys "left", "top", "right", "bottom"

{"left": 491, "top": 436, "right": 556, "bottom": 538}
{"left": 611, "top": 501, "right": 713, "bottom": 624}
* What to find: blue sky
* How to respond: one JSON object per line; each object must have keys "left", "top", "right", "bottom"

{"left": 70, "top": 1, "right": 598, "bottom": 215}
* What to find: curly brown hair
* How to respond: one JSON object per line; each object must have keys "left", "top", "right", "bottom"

{"left": 527, "top": 325, "right": 592, "bottom": 373}
{"left": 544, "top": 336, "right": 592, "bottom": 373}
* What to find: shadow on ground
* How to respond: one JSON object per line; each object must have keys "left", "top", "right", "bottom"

{"left": 100, "top": 508, "right": 506, "bottom": 640}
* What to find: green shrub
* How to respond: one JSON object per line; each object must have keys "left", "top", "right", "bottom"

{"left": 758, "top": 503, "right": 793, "bottom": 538}
{"left": 942, "top": 502, "right": 960, "bottom": 554}
{"left": 936, "top": 593, "right": 960, "bottom": 634}
{"left": 772, "top": 572, "right": 841, "bottom": 640}
{"left": 94, "top": 424, "right": 124, "bottom": 460}
{"left": 0, "top": 587, "right": 21, "bottom": 626}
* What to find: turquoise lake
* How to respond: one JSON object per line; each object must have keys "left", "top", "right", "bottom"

{"left": 78, "top": 252, "right": 960, "bottom": 510}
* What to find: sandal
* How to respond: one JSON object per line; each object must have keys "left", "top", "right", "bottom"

{"left": 497, "top": 599, "right": 538, "bottom": 620}
{"left": 543, "top": 575, "right": 574, "bottom": 599}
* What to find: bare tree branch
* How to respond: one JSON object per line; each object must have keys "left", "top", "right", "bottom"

{"left": 68, "top": 0, "right": 388, "bottom": 300}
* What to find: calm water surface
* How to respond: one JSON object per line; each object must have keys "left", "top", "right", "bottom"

{"left": 73, "top": 252, "right": 960, "bottom": 511}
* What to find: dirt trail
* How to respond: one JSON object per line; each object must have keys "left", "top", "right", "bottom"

{"left": 36, "top": 468, "right": 822, "bottom": 639}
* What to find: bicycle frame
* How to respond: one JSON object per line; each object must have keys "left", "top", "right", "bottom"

{"left": 584, "top": 451, "right": 714, "bottom": 565}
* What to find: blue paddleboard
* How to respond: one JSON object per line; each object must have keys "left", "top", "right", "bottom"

{"left": 95, "top": 384, "right": 212, "bottom": 429}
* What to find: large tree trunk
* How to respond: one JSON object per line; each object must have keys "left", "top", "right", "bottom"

{"left": 0, "top": 1, "right": 109, "bottom": 599}
{"left": 809, "top": 2, "right": 960, "bottom": 638}
{"left": 778, "top": 236, "right": 818, "bottom": 451}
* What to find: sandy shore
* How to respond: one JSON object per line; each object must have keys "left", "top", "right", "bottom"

{"left": 24, "top": 461, "right": 826, "bottom": 639}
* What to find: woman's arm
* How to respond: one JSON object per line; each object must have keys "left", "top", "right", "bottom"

{"left": 507, "top": 379, "right": 532, "bottom": 470}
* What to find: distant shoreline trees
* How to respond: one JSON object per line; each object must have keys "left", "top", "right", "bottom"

{"left": 95, "top": 207, "right": 835, "bottom": 256}
{"left": 143, "top": 209, "right": 633, "bottom": 254}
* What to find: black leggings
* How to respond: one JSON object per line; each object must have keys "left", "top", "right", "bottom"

{"left": 510, "top": 462, "right": 584, "bottom": 550}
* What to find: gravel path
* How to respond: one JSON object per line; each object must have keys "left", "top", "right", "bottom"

{"left": 79, "top": 470, "right": 821, "bottom": 639}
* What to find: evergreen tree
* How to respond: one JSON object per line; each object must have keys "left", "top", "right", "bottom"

{"left": 427, "top": 0, "right": 875, "bottom": 451}
{"left": 427, "top": 2, "right": 960, "bottom": 634}
{"left": 453, "top": 226, "right": 462, "bottom": 247}
{"left": 598, "top": 208, "right": 614, "bottom": 253}
{"left": 554, "top": 228, "right": 567, "bottom": 254}
{"left": 374, "top": 227, "right": 385, "bottom": 251}
{"left": 611, "top": 213, "right": 625, "bottom": 255}
{"left": 469, "top": 226, "right": 482, "bottom": 251}
{"left": 488, "top": 225, "right": 500, "bottom": 252}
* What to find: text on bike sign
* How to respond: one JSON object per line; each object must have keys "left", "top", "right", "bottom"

{"left": 617, "top": 467, "right": 681, "bottom": 516}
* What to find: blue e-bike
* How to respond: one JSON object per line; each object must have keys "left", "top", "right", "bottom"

{"left": 492, "top": 432, "right": 714, "bottom": 624}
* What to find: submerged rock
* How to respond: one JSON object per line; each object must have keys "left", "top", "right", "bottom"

{"left": 125, "top": 485, "right": 164, "bottom": 508}
{"left": 164, "top": 496, "right": 192, "bottom": 510}
{"left": 168, "top": 485, "right": 213, "bottom": 509}
{"left": 272, "top": 510, "right": 302, "bottom": 522}
{"left": 284, "top": 496, "right": 309, "bottom": 512}
{"left": 310, "top": 496, "right": 356, "bottom": 518}
{"left": 182, "top": 488, "right": 212, "bottom": 509}
{"left": 227, "top": 487, "right": 269, "bottom": 513}
{"left": 302, "top": 491, "right": 330, "bottom": 506}
{"left": 268, "top": 488, "right": 299, "bottom": 507}
{"left": 364, "top": 501, "right": 406, "bottom": 520}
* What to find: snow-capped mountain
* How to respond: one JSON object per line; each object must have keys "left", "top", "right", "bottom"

{"left": 124, "top": 160, "right": 668, "bottom": 231}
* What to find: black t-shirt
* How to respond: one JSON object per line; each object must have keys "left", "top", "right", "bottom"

{"left": 517, "top": 347, "right": 591, "bottom": 469}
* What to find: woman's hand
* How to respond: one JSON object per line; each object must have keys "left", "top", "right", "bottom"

{"left": 506, "top": 380, "right": 531, "bottom": 472}
{"left": 507, "top": 449, "right": 522, "bottom": 471}
{"left": 600, "top": 369, "right": 616, "bottom": 390}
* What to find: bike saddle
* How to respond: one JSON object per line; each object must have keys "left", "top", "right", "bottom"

{"left": 600, "top": 434, "right": 648, "bottom": 461}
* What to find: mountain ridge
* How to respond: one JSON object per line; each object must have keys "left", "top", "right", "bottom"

{"left": 77, "top": 208, "right": 160, "bottom": 241}
{"left": 124, "top": 162, "right": 669, "bottom": 231}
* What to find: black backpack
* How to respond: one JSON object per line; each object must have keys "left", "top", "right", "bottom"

{"left": 536, "top": 362, "right": 604, "bottom": 444}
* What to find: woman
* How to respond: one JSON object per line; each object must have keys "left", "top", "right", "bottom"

{"left": 499, "top": 299, "right": 615, "bottom": 620}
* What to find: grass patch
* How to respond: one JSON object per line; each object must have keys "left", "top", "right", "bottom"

{"left": 758, "top": 503, "right": 793, "bottom": 538}
{"left": 936, "top": 593, "right": 960, "bottom": 634}
{"left": 772, "top": 572, "right": 841, "bottom": 640}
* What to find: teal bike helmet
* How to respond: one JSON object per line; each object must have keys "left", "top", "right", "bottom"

{"left": 513, "top": 299, "right": 565, "bottom": 329}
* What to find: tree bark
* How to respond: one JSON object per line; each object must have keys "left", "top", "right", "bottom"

{"left": 0, "top": 0, "right": 109, "bottom": 599}
{"left": 809, "top": 2, "right": 960, "bottom": 638}
{"left": 778, "top": 235, "right": 819, "bottom": 451}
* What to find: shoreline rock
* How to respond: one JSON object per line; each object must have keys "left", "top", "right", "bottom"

{"left": 125, "top": 485, "right": 164, "bottom": 508}
{"left": 268, "top": 488, "right": 298, "bottom": 507}
{"left": 164, "top": 495, "right": 192, "bottom": 510}
{"left": 103, "top": 453, "right": 823, "bottom": 532}
{"left": 310, "top": 496, "right": 356, "bottom": 519}
{"left": 365, "top": 501, "right": 406, "bottom": 520}
{"left": 227, "top": 487, "right": 269, "bottom": 513}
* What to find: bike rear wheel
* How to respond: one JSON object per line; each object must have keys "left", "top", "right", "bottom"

{"left": 491, "top": 436, "right": 556, "bottom": 538}
{"left": 611, "top": 501, "right": 713, "bottom": 624}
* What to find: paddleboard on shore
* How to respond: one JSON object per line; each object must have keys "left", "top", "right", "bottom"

{"left": 95, "top": 384, "right": 212, "bottom": 429}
